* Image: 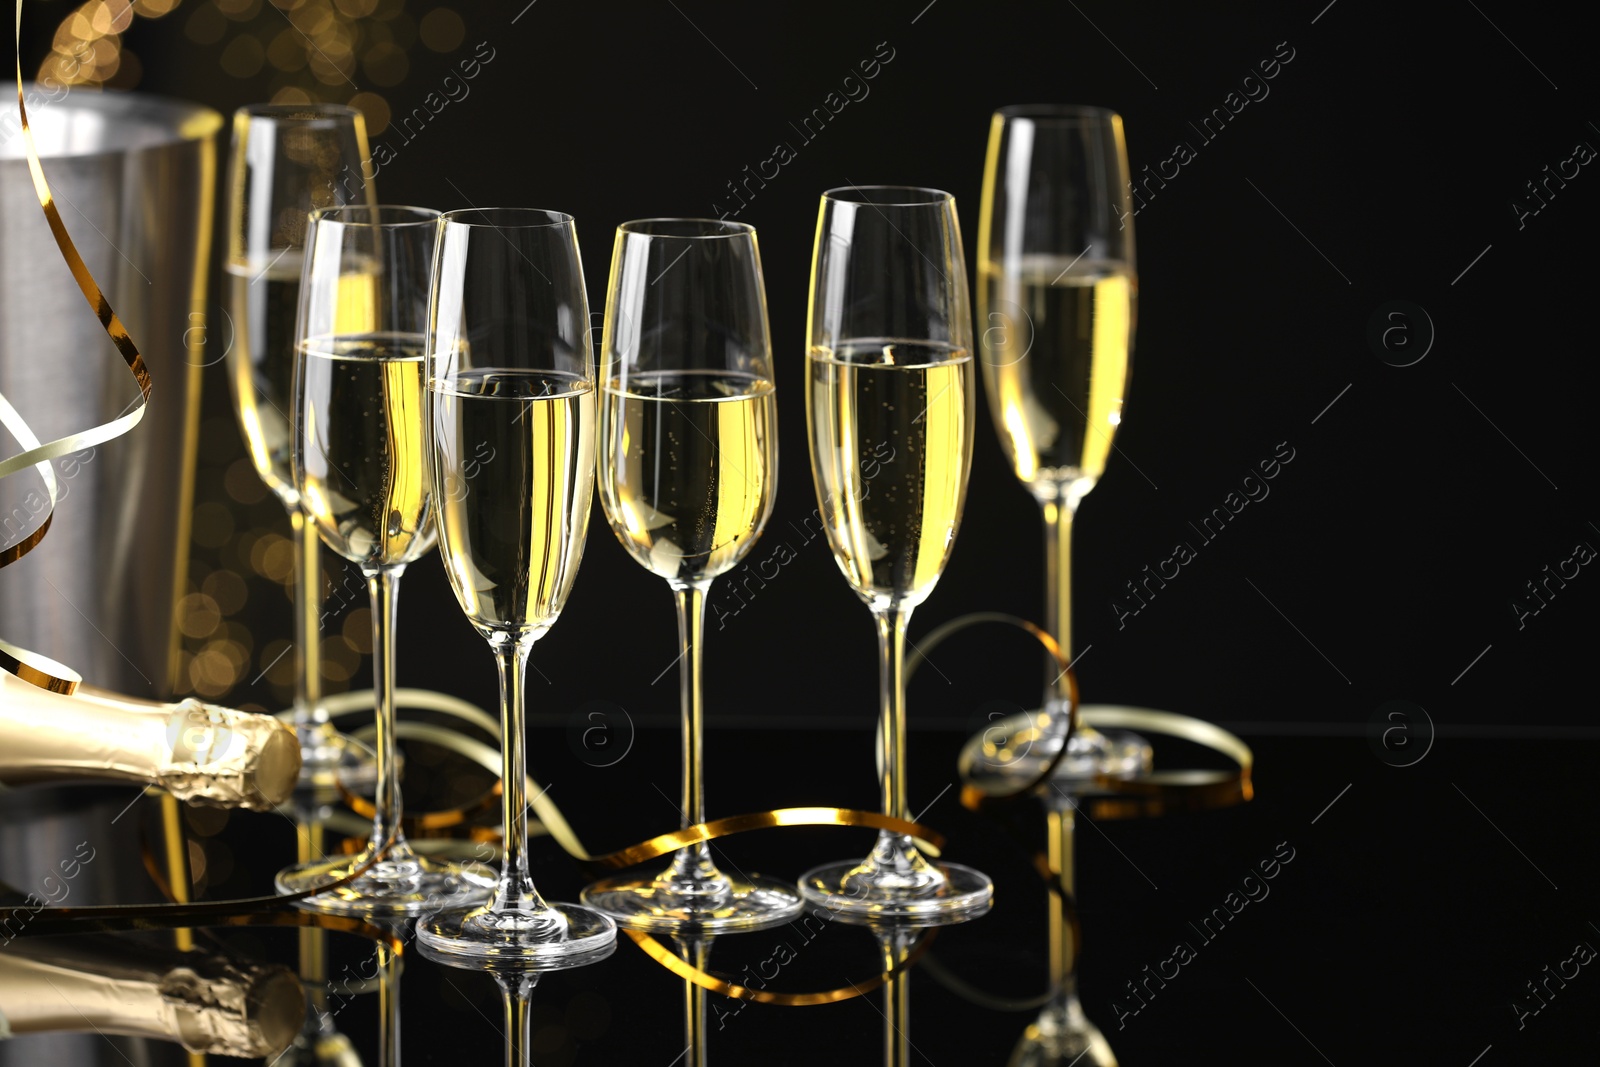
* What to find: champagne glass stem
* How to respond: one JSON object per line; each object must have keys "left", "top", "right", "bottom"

{"left": 665, "top": 580, "right": 715, "bottom": 882}
{"left": 1042, "top": 497, "right": 1075, "bottom": 698}
{"left": 874, "top": 605, "right": 912, "bottom": 821}
{"left": 289, "top": 507, "right": 326, "bottom": 727}
{"left": 489, "top": 632, "right": 544, "bottom": 913}
{"left": 365, "top": 566, "right": 406, "bottom": 859}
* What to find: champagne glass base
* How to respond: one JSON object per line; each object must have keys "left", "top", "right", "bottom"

{"left": 291, "top": 723, "right": 381, "bottom": 792}
{"left": 1046, "top": 723, "right": 1152, "bottom": 782}
{"left": 968, "top": 709, "right": 1153, "bottom": 787}
{"left": 275, "top": 851, "right": 495, "bottom": 917}
{"left": 416, "top": 902, "right": 617, "bottom": 968}
{"left": 581, "top": 872, "right": 805, "bottom": 933}
{"left": 798, "top": 860, "right": 993, "bottom": 923}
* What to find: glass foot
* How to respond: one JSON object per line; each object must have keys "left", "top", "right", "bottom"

{"left": 417, "top": 902, "right": 617, "bottom": 968}
{"left": 291, "top": 720, "right": 381, "bottom": 793}
{"left": 275, "top": 848, "right": 494, "bottom": 917}
{"left": 1009, "top": 995, "right": 1118, "bottom": 1066}
{"left": 582, "top": 870, "right": 805, "bottom": 933}
{"left": 970, "top": 708, "right": 1152, "bottom": 785}
{"left": 798, "top": 858, "right": 993, "bottom": 923}
{"left": 1048, "top": 722, "right": 1152, "bottom": 781}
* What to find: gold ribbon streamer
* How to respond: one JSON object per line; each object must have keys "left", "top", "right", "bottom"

{"left": 338, "top": 775, "right": 503, "bottom": 833}
{"left": 901, "top": 610, "right": 1252, "bottom": 814}
{"left": 334, "top": 712, "right": 947, "bottom": 865}
{"left": 905, "top": 612, "right": 1081, "bottom": 800}
{"left": 2, "top": 0, "right": 153, "bottom": 569}
{"left": 584, "top": 807, "right": 944, "bottom": 870}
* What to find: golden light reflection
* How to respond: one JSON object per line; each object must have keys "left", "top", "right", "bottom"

{"left": 39, "top": 0, "right": 472, "bottom": 105}
{"left": 31, "top": 1, "right": 476, "bottom": 699}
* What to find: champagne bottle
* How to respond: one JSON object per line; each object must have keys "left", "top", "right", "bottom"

{"left": 0, "top": 670, "right": 301, "bottom": 810}
{"left": 0, "top": 936, "right": 303, "bottom": 1058}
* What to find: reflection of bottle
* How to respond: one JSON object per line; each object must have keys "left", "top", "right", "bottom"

{"left": 0, "top": 671, "right": 301, "bottom": 810}
{"left": 0, "top": 937, "right": 304, "bottom": 1058}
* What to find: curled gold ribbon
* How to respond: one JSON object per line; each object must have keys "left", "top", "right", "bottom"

{"left": 333, "top": 706, "right": 947, "bottom": 865}
{"left": 905, "top": 612, "right": 1081, "bottom": 800}
{"left": 902, "top": 610, "right": 1252, "bottom": 815}
{"left": 339, "top": 775, "right": 503, "bottom": 833}
{"left": 585, "top": 807, "right": 944, "bottom": 870}
{"left": 4, "top": 1, "right": 154, "bottom": 571}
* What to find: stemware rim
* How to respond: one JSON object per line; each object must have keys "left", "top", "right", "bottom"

{"left": 993, "top": 103, "right": 1121, "bottom": 123}
{"left": 234, "top": 102, "right": 362, "bottom": 123}
{"left": 309, "top": 204, "right": 440, "bottom": 227}
{"left": 821, "top": 184, "right": 954, "bottom": 207}
{"left": 616, "top": 217, "right": 756, "bottom": 239}
{"left": 440, "top": 207, "right": 575, "bottom": 229}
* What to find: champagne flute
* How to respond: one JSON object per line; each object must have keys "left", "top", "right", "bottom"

{"left": 276, "top": 204, "right": 495, "bottom": 915}
{"left": 581, "top": 219, "right": 801, "bottom": 932}
{"left": 225, "top": 104, "right": 379, "bottom": 786}
{"left": 416, "top": 208, "right": 615, "bottom": 963}
{"left": 798, "top": 186, "right": 992, "bottom": 920}
{"left": 977, "top": 105, "right": 1151, "bottom": 778}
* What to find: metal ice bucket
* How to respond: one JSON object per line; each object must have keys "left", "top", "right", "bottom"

{"left": 0, "top": 86, "right": 222, "bottom": 698}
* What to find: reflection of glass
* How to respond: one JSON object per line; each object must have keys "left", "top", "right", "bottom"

{"left": 1008, "top": 792, "right": 1117, "bottom": 1066}
{"left": 416, "top": 919, "right": 616, "bottom": 1066}
{"left": 0, "top": 936, "right": 304, "bottom": 1059}
{"left": 677, "top": 936, "right": 710, "bottom": 1067}
{"left": 798, "top": 186, "right": 992, "bottom": 921}
{"left": 976, "top": 105, "right": 1150, "bottom": 779}
{"left": 582, "top": 220, "right": 800, "bottom": 933}
{"left": 224, "top": 103, "right": 378, "bottom": 787}
{"left": 417, "top": 208, "right": 615, "bottom": 965}
{"left": 879, "top": 925, "right": 919, "bottom": 1067}
{"left": 281, "top": 789, "right": 362, "bottom": 1066}
{"left": 276, "top": 205, "right": 494, "bottom": 915}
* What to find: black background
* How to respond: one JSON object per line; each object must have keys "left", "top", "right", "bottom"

{"left": 10, "top": 0, "right": 1600, "bottom": 1063}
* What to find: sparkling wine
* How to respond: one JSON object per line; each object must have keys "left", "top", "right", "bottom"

{"left": 807, "top": 341, "right": 974, "bottom": 610}
{"left": 599, "top": 370, "right": 777, "bottom": 584}
{"left": 225, "top": 257, "right": 301, "bottom": 504}
{"left": 430, "top": 369, "right": 595, "bottom": 633}
{"left": 978, "top": 258, "right": 1134, "bottom": 497}
{"left": 0, "top": 670, "right": 301, "bottom": 810}
{"left": 296, "top": 333, "right": 435, "bottom": 569}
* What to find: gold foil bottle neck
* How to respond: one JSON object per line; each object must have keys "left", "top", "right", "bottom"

{"left": 160, "top": 700, "right": 301, "bottom": 811}
{"left": 0, "top": 672, "right": 301, "bottom": 810}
